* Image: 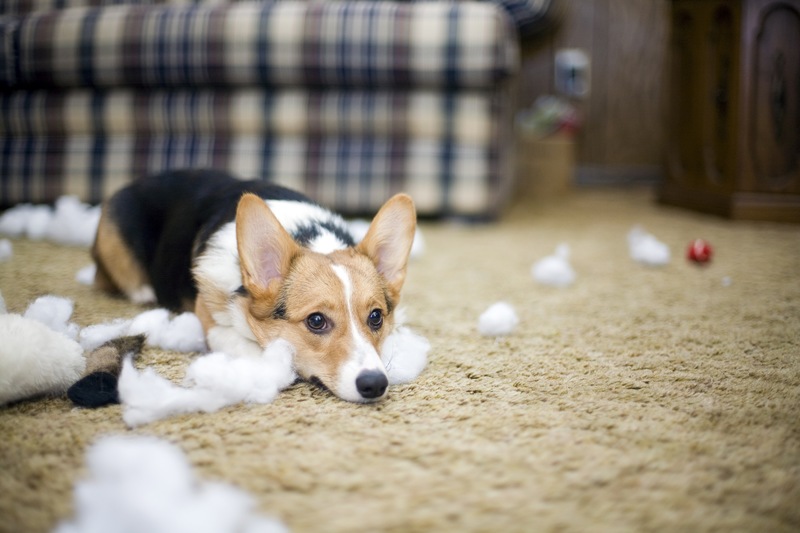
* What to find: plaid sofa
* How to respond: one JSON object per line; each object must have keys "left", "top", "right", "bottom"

{"left": 0, "top": 0, "right": 551, "bottom": 217}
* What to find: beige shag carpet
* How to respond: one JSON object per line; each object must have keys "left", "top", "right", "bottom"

{"left": 1, "top": 187, "right": 799, "bottom": 533}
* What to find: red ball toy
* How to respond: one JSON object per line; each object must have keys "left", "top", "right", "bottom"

{"left": 687, "top": 239, "right": 713, "bottom": 264}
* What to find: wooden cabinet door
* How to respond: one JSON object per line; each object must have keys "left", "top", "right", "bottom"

{"left": 740, "top": 0, "right": 800, "bottom": 194}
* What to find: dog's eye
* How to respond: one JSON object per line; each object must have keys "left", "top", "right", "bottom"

{"left": 306, "top": 313, "right": 329, "bottom": 333}
{"left": 368, "top": 309, "right": 383, "bottom": 331}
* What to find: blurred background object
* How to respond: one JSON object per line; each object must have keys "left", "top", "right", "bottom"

{"left": 0, "top": 0, "right": 556, "bottom": 219}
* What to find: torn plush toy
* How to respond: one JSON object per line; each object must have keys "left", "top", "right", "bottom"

{"left": 0, "top": 313, "right": 85, "bottom": 405}
{"left": 67, "top": 335, "right": 146, "bottom": 408}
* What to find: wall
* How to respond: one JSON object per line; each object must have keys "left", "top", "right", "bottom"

{"left": 519, "top": 0, "right": 669, "bottom": 184}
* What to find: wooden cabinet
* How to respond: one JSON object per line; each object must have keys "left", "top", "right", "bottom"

{"left": 660, "top": 0, "right": 800, "bottom": 222}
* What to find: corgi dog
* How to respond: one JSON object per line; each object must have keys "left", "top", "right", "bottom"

{"left": 92, "top": 169, "right": 417, "bottom": 403}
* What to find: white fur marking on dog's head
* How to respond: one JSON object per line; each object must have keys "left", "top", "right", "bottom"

{"left": 266, "top": 200, "right": 352, "bottom": 254}
{"left": 330, "top": 264, "right": 388, "bottom": 402}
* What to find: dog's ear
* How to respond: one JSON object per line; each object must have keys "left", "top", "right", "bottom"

{"left": 236, "top": 194, "right": 298, "bottom": 300}
{"left": 357, "top": 194, "right": 417, "bottom": 301}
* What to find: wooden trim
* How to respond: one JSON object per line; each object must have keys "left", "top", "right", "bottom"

{"left": 659, "top": 182, "right": 800, "bottom": 222}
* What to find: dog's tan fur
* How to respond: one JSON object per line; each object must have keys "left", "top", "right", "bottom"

{"left": 92, "top": 210, "right": 152, "bottom": 302}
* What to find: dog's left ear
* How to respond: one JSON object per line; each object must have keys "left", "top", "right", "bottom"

{"left": 357, "top": 194, "right": 417, "bottom": 301}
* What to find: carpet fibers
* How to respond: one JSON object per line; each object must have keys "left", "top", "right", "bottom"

{"left": 1, "top": 188, "right": 798, "bottom": 532}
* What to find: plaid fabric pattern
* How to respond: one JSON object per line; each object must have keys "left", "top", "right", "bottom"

{"left": 0, "top": 87, "right": 513, "bottom": 215}
{"left": 1, "top": 0, "right": 552, "bottom": 38}
{"left": 1, "top": 0, "right": 240, "bottom": 14}
{"left": 1, "top": 2, "right": 517, "bottom": 90}
{"left": 0, "top": 89, "right": 500, "bottom": 138}
{"left": 0, "top": 0, "right": 527, "bottom": 216}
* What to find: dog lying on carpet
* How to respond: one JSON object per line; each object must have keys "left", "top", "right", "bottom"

{"left": 92, "top": 169, "right": 417, "bottom": 403}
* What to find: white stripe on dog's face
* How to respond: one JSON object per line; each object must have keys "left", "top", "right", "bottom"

{"left": 330, "top": 264, "right": 388, "bottom": 402}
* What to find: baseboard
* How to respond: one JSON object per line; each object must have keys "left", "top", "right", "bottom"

{"left": 576, "top": 165, "right": 664, "bottom": 186}
{"left": 659, "top": 182, "right": 800, "bottom": 223}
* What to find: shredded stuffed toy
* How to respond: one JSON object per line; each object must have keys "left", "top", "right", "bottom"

{"left": 0, "top": 313, "right": 85, "bottom": 405}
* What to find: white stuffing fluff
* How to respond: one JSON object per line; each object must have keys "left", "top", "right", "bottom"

{"left": 54, "top": 435, "right": 288, "bottom": 533}
{"left": 185, "top": 342, "right": 297, "bottom": 403}
{"left": 348, "top": 219, "right": 425, "bottom": 259}
{"left": 531, "top": 243, "right": 576, "bottom": 288}
{"left": 79, "top": 319, "right": 132, "bottom": 352}
{"left": 0, "top": 196, "right": 100, "bottom": 247}
{"left": 44, "top": 196, "right": 102, "bottom": 247}
{"left": 128, "top": 309, "right": 207, "bottom": 353}
{"left": 0, "top": 207, "right": 27, "bottom": 237}
{"left": 0, "top": 238, "right": 12, "bottom": 261}
{"left": 0, "top": 204, "right": 51, "bottom": 240}
{"left": 0, "top": 314, "right": 85, "bottom": 405}
{"left": 119, "top": 339, "right": 298, "bottom": 428}
{"left": 381, "top": 326, "right": 430, "bottom": 385}
{"left": 23, "top": 295, "right": 81, "bottom": 341}
{"left": 79, "top": 309, "right": 206, "bottom": 353}
{"left": 627, "top": 225, "right": 670, "bottom": 266}
{"left": 118, "top": 360, "right": 229, "bottom": 427}
{"left": 75, "top": 264, "right": 96, "bottom": 286}
{"left": 478, "top": 302, "right": 519, "bottom": 337}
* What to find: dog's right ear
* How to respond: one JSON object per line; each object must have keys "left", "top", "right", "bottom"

{"left": 356, "top": 193, "right": 417, "bottom": 305}
{"left": 236, "top": 194, "right": 298, "bottom": 303}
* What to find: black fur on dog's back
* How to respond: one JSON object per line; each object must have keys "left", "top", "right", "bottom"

{"left": 99, "top": 169, "right": 314, "bottom": 311}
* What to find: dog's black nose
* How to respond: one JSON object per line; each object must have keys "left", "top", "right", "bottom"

{"left": 356, "top": 371, "right": 388, "bottom": 399}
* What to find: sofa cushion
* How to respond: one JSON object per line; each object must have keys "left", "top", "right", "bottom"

{"left": 0, "top": 87, "right": 513, "bottom": 216}
{"left": 1, "top": 0, "right": 553, "bottom": 37}
{"left": 1, "top": 1, "right": 518, "bottom": 90}
{"left": 0, "top": 88, "right": 499, "bottom": 140}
